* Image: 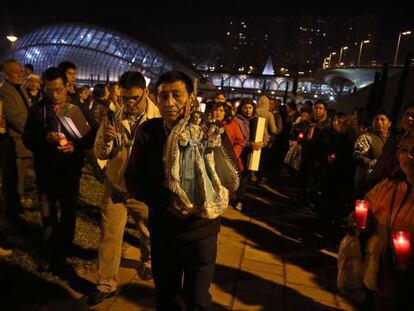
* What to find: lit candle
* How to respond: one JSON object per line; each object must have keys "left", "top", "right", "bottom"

{"left": 327, "top": 153, "right": 337, "bottom": 163}
{"left": 393, "top": 231, "right": 411, "bottom": 269}
{"left": 298, "top": 132, "right": 305, "bottom": 141}
{"left": 58, "top": 133, "right": 68, "bottom": 146}
{"left": 354, "top": 200, "right": 368, "bottom": 229}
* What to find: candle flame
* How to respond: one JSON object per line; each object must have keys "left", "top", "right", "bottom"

{"left": 398, "top": 236, "right": 406, "bottom": 243}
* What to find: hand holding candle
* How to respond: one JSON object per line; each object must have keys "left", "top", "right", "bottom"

{"left": 354, "top": 200, "right": 368, "bottom": 230}
{"left": 392, "top": 231, "right": 411, "bottom": 269}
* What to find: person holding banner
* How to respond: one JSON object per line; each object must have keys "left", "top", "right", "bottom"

{"left": 234, "top": 98, "right": 268, "bottom": 211}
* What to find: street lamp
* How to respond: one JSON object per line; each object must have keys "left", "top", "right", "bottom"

{"left": 6, "top": 35, "right": 18, "bottom": 43}
{"left": 328, "top": 52, "right": 336, "bottom": 67}
{"left": 357, "top": 40, "right": 370, "bottom": 66}
{"left": 394, "top": 30, "right": 411, "bottom": 65}
{"left": 6, "top": 35, "right": 18, "bottom": 58}
{"left": 338, "top": 46, "right": 348, "bottom": 66}
{"left": 322, "top": 57, "right": 327, "bottom": 69}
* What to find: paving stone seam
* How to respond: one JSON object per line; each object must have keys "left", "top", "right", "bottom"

{"left": 104, "top": 269, "right": 139, "bottom": 310}
{"left": 280, "top": 209, "right": 288, "bottom": 311}
{"left": 229, "top": 216, "right": 250, "bottom": 311}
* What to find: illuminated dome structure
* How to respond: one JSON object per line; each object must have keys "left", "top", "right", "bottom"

{"left": 3, "top": 23, "right": 196, "bottom": 86}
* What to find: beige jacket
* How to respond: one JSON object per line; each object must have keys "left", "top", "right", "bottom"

{"left": 94, "top": 97, "right": 160, "bottom": 193}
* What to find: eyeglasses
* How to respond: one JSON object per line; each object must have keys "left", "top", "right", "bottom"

{"left": 121, "top": 93, "right": 144, "bottom": 106}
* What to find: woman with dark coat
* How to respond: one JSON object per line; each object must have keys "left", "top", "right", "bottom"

{"left": 233, "top": 98, "right": 268, "bottom": 211}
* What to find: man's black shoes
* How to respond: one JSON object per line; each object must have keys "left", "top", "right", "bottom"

{"left": 84, "top": 288, "right": 117, "bottom": 306}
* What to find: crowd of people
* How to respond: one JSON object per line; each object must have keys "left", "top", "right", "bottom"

{"left": 0, "top": 58, "right": 413, "bottom": 310}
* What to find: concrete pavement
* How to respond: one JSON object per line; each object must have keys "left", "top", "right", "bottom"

{"left": 74, "top": 182, "right": 357, "bottom": 311}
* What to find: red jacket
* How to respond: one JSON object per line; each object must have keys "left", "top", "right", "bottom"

{"left": 224, "top": 119, "right": 244, "bottom": 172}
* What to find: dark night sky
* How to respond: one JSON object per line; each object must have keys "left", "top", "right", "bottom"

{"left": 0, "top": 0, "right": 413, "bottom": 52}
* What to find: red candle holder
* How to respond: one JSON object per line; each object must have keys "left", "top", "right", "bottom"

{"left": 354, "top": 200, "right": 368, "bottom": 230}
{"left": 392, "top": 231, "right": 411, "bottom": 269}
{"left": 327, "top": 153, "right": 337, "bottom": 163}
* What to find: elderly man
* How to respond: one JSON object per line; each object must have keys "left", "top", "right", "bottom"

{"left": 0, "top": 59, "right": 32, "bottom": 220}
{"left": 125, "top": 71, "right": 221, "bottom": 310}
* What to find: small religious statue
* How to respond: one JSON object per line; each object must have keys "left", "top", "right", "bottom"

{"left": 177, "top": 111, "right": 206, "bottom": 211}
{"left": 164, "top": 110, "right": 239, "bottom": 219}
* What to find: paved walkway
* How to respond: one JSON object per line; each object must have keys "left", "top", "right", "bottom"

{"left": 72, "top": 183, "right": 357, "bottom": 311}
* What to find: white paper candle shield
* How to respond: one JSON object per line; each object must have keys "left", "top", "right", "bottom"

{"left": 57, "top": 104, "right": 91, "bottom": 140}
{"left": 247, "top": 117, "right": 265, "bottom": 171}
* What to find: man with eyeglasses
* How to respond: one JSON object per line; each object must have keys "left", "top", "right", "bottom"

{"left": 0, "top": 59, "right": 32, "bottom": 221}
{"left": 367, "top": 103, "right": 414, "bottom": 192}
{"left": 23, "top": 67, "right": 95, "bottom": 274}
{"left": 85, "top": 71, "right": 160, "bottom": 306}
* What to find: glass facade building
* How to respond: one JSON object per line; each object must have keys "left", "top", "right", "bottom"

{"left": 3, "top": 23, "right": 196, "bottom": 86}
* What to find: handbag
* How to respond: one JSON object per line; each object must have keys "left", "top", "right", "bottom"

{"left": 337, "top": 233, "right": 366, "bottom": 302}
